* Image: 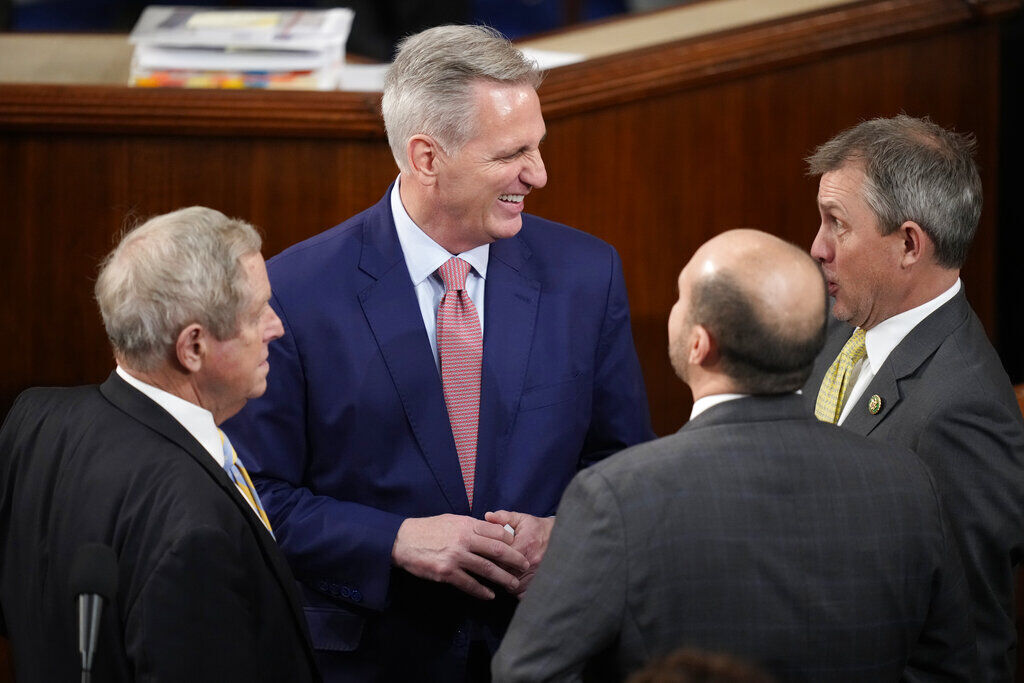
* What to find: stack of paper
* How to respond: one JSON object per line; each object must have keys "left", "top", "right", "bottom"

{"left": 129, "top": 6, "right": 354, "bottom": 90}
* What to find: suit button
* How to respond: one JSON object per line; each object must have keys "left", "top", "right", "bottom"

{"left": 350, "top": 589, "right": 363, "bottom": 603}
{"left": 340, "top": 586, "right": 351, "bottom": 599}
{"left": 317, "top": 580, "right": 329, "bottom": 592}
{"left": 452, "top": 629, "right": 468, "bottom": 648}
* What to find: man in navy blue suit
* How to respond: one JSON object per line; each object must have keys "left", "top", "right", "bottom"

{"left": 224, "top": 24, "right": 653, "bottom": 681}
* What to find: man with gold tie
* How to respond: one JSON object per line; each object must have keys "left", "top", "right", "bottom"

{"left": 804, "top": 115, "right": 1024, "bottom": 682}
{"left": 494, "top": 229, "right": 976, "bottom": 682}
{"left": 0, "top": 207, "right": 319, "bottom": 682}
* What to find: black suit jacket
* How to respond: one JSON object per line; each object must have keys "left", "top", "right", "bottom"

{"left": 805, "top": 289, "right": 1024, "bottom": 682}
{"left": 0, "top": 372, "right": 320, "bottom": 682}
{"left": 493, "top": 395, "right": 976, "bottom": 682}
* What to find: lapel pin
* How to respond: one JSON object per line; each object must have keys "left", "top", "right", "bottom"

{"left": 867, "top": 394, "right": 883, "bottom": 415}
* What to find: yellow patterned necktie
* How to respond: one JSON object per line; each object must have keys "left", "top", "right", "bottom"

{"left": 218, "top": 430, "right": 274, "bottom": 535}
{"left": 814, "top": 328, "right": 867, "bottom": 424}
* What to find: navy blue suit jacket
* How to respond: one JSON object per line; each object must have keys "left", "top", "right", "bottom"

{"left": 224, "top": 189, "right": 653, "bottom": 680}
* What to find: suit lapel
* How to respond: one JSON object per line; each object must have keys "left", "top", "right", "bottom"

{"left": 837, "top": 289, "right": 970, "bottom": 436}
{"left": 98, "top": 372, "right": 316, "bottom": 653}
{"left": 472, "top": 234, "right": 540, "bottom": 513}
{"left": 100, "top": 372, "right": 255, "bottom": 510}
{"left": 841, "top": 364, "right": 900, "bottom": 435}
{"left": 356, "top": 194, "right": 470, "bottom": 514}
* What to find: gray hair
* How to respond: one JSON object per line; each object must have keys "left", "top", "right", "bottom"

{"left": 807, "top": 114, "right": 982, "bottom": 268}
{"left": 94, "top": 206, "right": 262, "bottom": 372}
{"left": 382, "top": 25, "right": 543, "bottom": 172}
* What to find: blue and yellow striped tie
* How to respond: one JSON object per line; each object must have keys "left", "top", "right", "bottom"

{"left": 218, "top": 430, "right": 274, "bottom": 536}
{"left": 814, "top": 328, "right": 867, "bottom": 424}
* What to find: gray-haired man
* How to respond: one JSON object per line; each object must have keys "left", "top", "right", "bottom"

{"left": 805, "top": 115, "right": 1024, "bottom": 681}
{"left": 0, "top": 207, "right": 319, "bottom": 682}
{"left": 225, "top": 24, "right": 653, "bottom": 681}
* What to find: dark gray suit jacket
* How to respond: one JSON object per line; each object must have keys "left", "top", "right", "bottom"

{"left": 0, "top": 372, "right": 320, "bottom": 682}
{"left": 493, "top": 394, "right": 976, "bottom": 682}
{"left": 805, "top": 289, "right": 1024, "bottom": 682}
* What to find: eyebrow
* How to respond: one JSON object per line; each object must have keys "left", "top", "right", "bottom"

{"left": 498, "top": 132, "right": 547, "bottom": 158}
{"left": 817, "top": 197, "right": 846, "bottom": 214}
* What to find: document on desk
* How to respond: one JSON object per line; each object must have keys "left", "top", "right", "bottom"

{"left": 128, "top": 6, "right": 353, "bottom": 90}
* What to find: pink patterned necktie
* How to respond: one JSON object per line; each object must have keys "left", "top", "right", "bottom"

{"left": 436, "top": 257, "right": 482, "bottom": 507}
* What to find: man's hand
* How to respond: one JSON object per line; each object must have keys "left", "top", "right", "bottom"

{"left": 484, "top": 511, "right": 556, "bottom": 597}
{"left": 391, "top": 514, "right": 529, "bottom": 600}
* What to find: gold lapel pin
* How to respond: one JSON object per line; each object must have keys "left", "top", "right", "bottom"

{"left": 868, "top": 394, "right": 883, "bottom": 415}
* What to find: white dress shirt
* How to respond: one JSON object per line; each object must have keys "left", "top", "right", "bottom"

{"left": 837, "top": 279, "right": 961, "bottom": 424}
{"left": 116, "top": 365, "right": 224, "bottom": 466}
{"left": 391, "top": 178, "right": 489, "bottom": 372}
{"left": 690, "top": 393, "right": 748, "bottom": 420}
{"left": 116, "top": 365, "right": 265, "bottom": 519}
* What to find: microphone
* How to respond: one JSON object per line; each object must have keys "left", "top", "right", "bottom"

{"left": 69, "top": 544, "right": 118, "bottom": 683}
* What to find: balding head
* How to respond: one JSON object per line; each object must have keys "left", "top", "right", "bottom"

{"left": 668, "top": 229, "right": 827, "bottom": 395}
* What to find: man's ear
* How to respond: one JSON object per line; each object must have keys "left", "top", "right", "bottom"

{"left": 175, "top": 324, "right": 204, "bottom": 374}
{"left": 406, "top": 135, "right": 443, "bottom": 186}
{"left": 689, "top": 324, "right": 719, "bottom": 367}
{"left": 897, "top": 220, "right": 928, "bottom": 268}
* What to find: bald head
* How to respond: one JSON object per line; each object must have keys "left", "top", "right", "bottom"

{"left": 669, "top": 229, "right": 827, "bottom": 394}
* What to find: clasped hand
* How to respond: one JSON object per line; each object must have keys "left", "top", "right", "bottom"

{"left": 391, "top": 512, "right": 554, "bottom": 600}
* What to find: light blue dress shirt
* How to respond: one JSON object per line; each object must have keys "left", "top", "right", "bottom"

{"left": 390, "top": 178, "right": 489, "bottom": 371}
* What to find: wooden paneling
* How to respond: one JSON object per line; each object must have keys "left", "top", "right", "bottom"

{"left": 0, "top": 132, "right": 398, "bottom": 417}
{"left": 528, "top": 23, "right": 1003, "bottom": 433}
{"left": 0, "top": 0, "right": 1014, "bottom": 439}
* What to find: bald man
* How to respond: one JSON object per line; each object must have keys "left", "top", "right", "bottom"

{"left": 493, "top": 230, "right": 976, "bottom": 682}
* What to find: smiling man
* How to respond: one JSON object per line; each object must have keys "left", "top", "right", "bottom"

{"left": 223, "top": 25, "right": 653, "bottom": 682}
{"left": 804, "top": 115, "right": 1024, "bottom": 681}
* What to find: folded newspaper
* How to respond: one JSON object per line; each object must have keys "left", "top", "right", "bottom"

{"left": 129, "top": 6, "right": 355, "bottom": 90}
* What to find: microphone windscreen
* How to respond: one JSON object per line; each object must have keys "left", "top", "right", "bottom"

{"left": 69, "top": 543, "right": 118, "bottom": 600}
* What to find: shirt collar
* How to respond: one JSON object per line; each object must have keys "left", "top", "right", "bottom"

{"left": 115, "top": 365, "right": 225, "bottom": 467}
{"left": 863, "top": 279, "right": 961, "bottom": 373}
{"left": 690, "top": 392, "right": 748, "bottom": 420}
{"left": 391, "top": 177, "right": 489, "bottom": 284}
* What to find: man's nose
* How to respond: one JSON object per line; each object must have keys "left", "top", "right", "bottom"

{"left": 266, "top": 309, "right": 285, "bottom": 342}
{"left": 810, "top": 226, "right": 831, "bottom": 262}
{"left": 521, "top": 151, "right": 547, "bottom": 190}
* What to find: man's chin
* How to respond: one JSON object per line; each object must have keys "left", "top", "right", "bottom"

{"left": 668, "top": 352, "right": 688, "bottom": 385}
{"left": 829, "top": 299, "right": 852, "bottom": 323}
{"left": 488, "top": 216, "right": 523, "bottom": 242}
{"left": 250, "top": 380, "right": 268, "bottom": 400}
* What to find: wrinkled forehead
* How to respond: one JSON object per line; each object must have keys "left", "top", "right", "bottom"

{"left": 240, "top": 252, "right": 270, "bottom": 296}
{"left": 816, "top": 164, "right": 869, "bottom": 211}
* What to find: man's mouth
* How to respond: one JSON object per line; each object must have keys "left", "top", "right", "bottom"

{"left": 498, "top": 194, "right": 524, "bottom": 203}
